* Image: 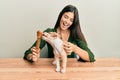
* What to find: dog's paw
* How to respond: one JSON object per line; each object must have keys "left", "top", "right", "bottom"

{"left": 56, "top": 67, "right": 60, "bottom": 72}
{"left": 61, "top": 69, "right": 66, "bottom": 73}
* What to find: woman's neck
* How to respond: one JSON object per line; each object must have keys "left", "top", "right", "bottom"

{"left": 57, "top": 27, "right": 69, "bottom": 33}
{"left": 57, "top": 27, "right": 70, "bottom": 41}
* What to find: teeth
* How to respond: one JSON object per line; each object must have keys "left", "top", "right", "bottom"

{"left": 63, "top": 23, "right": 68, "bottom": 26}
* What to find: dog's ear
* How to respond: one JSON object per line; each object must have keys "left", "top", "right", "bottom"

{"left": 49, "top": 32, "right": 58, "bottom": 37}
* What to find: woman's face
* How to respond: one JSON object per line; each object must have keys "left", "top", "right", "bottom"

{"left": 60, "top": 12, "right": 74, "bottom": 30}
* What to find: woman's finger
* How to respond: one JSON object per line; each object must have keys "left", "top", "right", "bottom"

{"left": 31, "top": 47, "right": 40, "bottom": 54}
{"left": 32, "top": 55, "right": 38, "bottom": 61}
{"left": 31, "top": 47, "right": 36, "bottom": 52}
{"left": 32, "top": 52, "right": 37, "bottom": 56}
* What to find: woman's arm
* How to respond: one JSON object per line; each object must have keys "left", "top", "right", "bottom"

{"left": 23, "top": 38, "right": 46, "bottom": 62}
{"left": 23, "top": 28, "right": 55, "bottom": 62}
{"left": 73, "top": 44, "right": 90, "bottom": 61}
{"left": 63, "top": 41, "right": 95, "bottom": 62}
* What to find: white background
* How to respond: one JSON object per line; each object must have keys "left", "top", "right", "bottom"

{"left": 0, "top": 0, "right": 120, "bottom": 58}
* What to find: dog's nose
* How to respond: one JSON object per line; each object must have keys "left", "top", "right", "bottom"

{"left": 43, "top": 32, "right": 49, "bottom": 37}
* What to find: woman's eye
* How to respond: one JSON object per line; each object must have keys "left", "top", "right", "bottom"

{"left": 64, "top": 14, "right": 74, "bottom": 22}
{"left": 64, "top": 15, "right": 68, "bottom": 19}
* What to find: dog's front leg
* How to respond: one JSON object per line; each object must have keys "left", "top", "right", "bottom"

{"left": 53, "top": 50, "right": 60, "bottom": 72}
{"left": 61, "top": 51, "right": 67, "bottom": 73}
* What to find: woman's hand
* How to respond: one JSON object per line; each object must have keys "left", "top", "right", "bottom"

{"left": 63, "top": 41, "right": 75, "bottom": 55}
{"left": 27, "top": 47, "right": 40, "bottom": 62}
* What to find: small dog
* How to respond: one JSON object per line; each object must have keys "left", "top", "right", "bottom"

{"left": 42, "top": 32, "right": 67, "bottom": 73}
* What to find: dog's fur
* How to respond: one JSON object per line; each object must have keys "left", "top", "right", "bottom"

{"left": 42, "top": 32, "right": 67, "bottom": 73}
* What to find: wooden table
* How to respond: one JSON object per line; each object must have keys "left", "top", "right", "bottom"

{"left": 0, "top": 58, "right": 120, "bottom": 80}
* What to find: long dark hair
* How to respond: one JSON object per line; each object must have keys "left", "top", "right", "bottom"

{"left": 54, "top": 5, "right": 87, "bottom": 45}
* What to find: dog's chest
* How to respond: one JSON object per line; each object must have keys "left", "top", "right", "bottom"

{"left": 51, "top": 38, "right": 63, "bottom": 54}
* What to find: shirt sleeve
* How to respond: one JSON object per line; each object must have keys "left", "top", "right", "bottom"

{"left": 76, "top": 40, "right": 95, "bottom": 62}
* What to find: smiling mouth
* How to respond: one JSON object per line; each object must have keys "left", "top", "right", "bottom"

{"left": 42, "top": 33, "right": 46, "bottom": 37}
{"left": 43, "top": 33, "right": 45, "bottom": 36}
{"left": 63, "top": 23, "right": 67, "bottom": 26}
{"left": 63, "top": 22, "right": 70, "bottom": 27}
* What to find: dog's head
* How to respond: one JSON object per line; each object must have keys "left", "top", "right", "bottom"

{"left": 42, "top": 32, "right": 59, "bottom": 42}
{"left": 42, "top": 32, "right": 63, "bottom": 52}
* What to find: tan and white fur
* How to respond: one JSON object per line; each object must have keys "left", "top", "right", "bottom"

{"left": 42, "top": 32, "right": 67, "bottom": 73}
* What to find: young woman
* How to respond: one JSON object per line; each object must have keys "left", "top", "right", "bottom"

{"left": 24, "top": 5, "right": 95, "bottom": 62}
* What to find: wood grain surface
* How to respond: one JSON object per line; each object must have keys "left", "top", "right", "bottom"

{"left": 0, "top": 58, "right": 120, "bottom": 80}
